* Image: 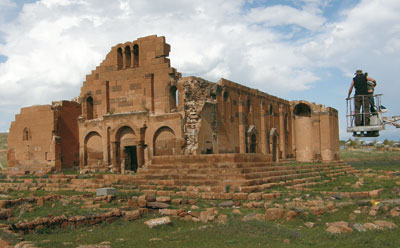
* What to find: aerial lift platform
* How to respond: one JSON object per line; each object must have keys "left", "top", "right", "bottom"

{"left": 346, "top": 94, "right": 399, "bottom": 137}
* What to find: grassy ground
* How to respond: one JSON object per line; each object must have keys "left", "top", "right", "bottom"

{"left": 21, "top": 216, "right": 400, "bottom": 248}
{"left": 1, "top": 143, "right": 400, "bottom": 247}
{"left": 340, "top": 149, "right": 400, "bottom": 162}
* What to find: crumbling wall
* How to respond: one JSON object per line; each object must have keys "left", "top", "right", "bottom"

{"left": 7, "top": 101, "right": 81, "bottom": 174}
{"left": 181, "top": 77, "right": 218, "bottom": 155}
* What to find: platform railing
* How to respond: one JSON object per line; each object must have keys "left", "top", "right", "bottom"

{"left": 346, "top": 94, "right": 384, "bottom": 133}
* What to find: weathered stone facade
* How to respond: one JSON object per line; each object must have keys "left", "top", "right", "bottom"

{"left": 7, "top": 35, "right": 339, "bottom": 174}
{"left": 7, "top": 101, "right": 80, "bottom": 174}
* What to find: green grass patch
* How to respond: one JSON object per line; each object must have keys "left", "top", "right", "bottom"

{"left": 340, "top": 149, "right": 400, "bottom": 162}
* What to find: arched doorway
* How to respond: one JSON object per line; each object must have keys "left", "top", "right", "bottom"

{"left": 270, "top": 128, "right": 279, "bottom": 162}
{"left": 250, "top": 133, "right": 257, "bottom": 153}
{"left": 84, "top": 131, "right": 103, "bottom": 166}
{"left": 246, "top": 125, "right": 257, "bottom": 153}
{"left": 116, "top": 126, "right": 138, "bottom": 172}
{"left": 153, "top": 126, "right": 176, "bottom": 156}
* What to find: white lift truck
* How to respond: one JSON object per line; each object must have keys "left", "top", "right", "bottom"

{"left": 346, "top": 94, "right": 399, "bottom": 137}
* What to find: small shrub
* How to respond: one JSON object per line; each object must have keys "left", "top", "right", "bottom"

{"left": 225, "top": 184, "right": 231, "bottom": 193}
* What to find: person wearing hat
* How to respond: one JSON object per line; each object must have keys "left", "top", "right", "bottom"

{"left": 347, "top": 69, "right": 377, "bottom": 126}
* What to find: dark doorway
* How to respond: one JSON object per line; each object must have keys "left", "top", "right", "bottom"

{"left": 272, "top": 135, "right": 277, "bottom": 162}
{"left": 124, "top": 146, "right": 138, "bottom": 172}
{"left": 250, "top": 134, "right": 257, "bottom": 153}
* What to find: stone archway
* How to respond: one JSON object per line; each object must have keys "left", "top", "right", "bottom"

{"left": 246, "top": 125, "right": 258, "bottom": 153}
{"left": 84, "top": 131, "right": 103, "bottom": 166}
{"left": 115, "top": 126, "right": 138, "bottom": 172}
{"left": 153, "top": 126, "right": 176, "bottom": 156}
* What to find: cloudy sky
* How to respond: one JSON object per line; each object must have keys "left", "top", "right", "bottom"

{"left": 0, "top": 0, "right": 399, "bottom": 140}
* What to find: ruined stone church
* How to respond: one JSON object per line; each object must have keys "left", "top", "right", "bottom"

{"left": 7, "top": 35, "right": 340, "bottom": 175}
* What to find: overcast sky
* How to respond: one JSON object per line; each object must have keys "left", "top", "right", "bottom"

{"left": 0, "top": 0, "right": 399, "bottom": 140}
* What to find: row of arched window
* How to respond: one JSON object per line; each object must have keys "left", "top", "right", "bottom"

{"left": 117, "top": 44, "right": 139, "bottom": 69}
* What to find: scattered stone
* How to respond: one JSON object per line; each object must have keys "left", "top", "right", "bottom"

{"left": 171, "top": 198, "right": 182, "bottom": 205}
{"left": 156, "top": 196, "right": 171, "bottom": 203}
{"left": 217, "top": 214, "right": 228, "bottom": 224}
{"left": 200, "top": 209, "right": 216, "bottom": 223}
{"left": 147, "top": 202, "right": 169, "bottom": 209}
{"left": 242, "top": 213, "right": 265, "bottom": 222}
{"left": 352, "top": 223, "right": 367, "bottom": 232}
{"left": 265, "top": 208, "right": 285, "bottom": 221}
{"left": 232, "top": 209, "right": 241, "bottom": 215}
{"left": 373, "top": 220, "right": 398, "bottom": 230}
{"left": 124, "top": 210, "right": 141, "bottom": 221}
{"left": 285, "top": 210, "right": 298, "bottom": 221}
{"left": 145, "top": 195, "right": 156, "bottom": 202}
{"left": 96, "top": 188, "right": 117, "bottom": 197}
{"left": 304, "top": 222, "right": 315, "bottom": 228}
{"left": 37, "top": 197, "right": 45, "bottom": 206}
{"left": 14, "top": 241, "right": 38, "bottom": 248}
{"left": 184, "top": 215, "right": 192, "bottom": 221}
{"left": 159, "top": 209, "right": 183, "bottom": 216}
{"left": 283, "top": 239, "right": 290, "bottom": 244}
{"left": 369, "top": 189, "right": 383, "bottom": 198}
{"left": 309, "top": 206, "right": 326, "bottom": 216}
{"left": 326, "top": 223, "right": 353, "bottom": 234}
{"left": 191, "top": 205, "right": 200, "bottom": 210}
{"left": 144, "top": 216, "right": 172, "bottom": 228}
{"left": 218, "top": 200, "right": 234, "bottom": 208}
{"left": 127, "top": 199, "right": 138, "bottom": 208}
{"left": 390, "top": 207, "right": 400, "bottom": 217}
{"left": 363, "top": 223, "right": 382, "bottom": 231}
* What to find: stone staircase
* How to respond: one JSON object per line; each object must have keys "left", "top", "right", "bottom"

{"left": 0, "top": 154, "right": 357, "bottom": 196}
{"left": 136, "top": 154, "right": 355, "bottom": 193}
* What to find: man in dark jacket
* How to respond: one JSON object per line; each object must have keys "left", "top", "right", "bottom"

{"left": 347, "top": 69, "right": 377, "bottom": 126}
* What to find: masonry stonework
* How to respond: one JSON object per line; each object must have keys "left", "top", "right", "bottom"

{"left": 7, "top": 35, "right": 340, "bottom": 175}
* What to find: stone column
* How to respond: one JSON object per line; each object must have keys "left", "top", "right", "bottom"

{"left": 279, "top": 105, "right": 286, "bottom": 159}
{"left": 111, "top": 142, "right": 120, "bottom": 173}
{"left": 122, "top": 51, "right": 126, "bottom": 69}
{"left": 260, "top": 103, "right": 267, "bottom": 155}
{"left": 131, "top": 47, "right": 135, "bottom": 68}
{"left": 137, "top": 125, "right": 147, "bottom": 168}
{"left": 320, "top": 112, "right": 334, "bottom": 161}
{"left": 238, "top": 97, "right": 246, "bottom": 153}
{"left": 294, "top": 116, "right": 313, "bottom": 162}
{"left": 290, "top": 105, "right": 296, "bottom": 156}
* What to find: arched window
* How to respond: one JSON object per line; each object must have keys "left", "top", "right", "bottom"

{"left": 169, "top": 86, "right": 178, "bottom": 111}
{"left": 133, "top": 44, "right": 139, "bottom": 68}
{"left": 293, "top": 103, "right": 311, "bottom": 117}
{"left": 117, "top": 48, "right": 123, "bottom": 70}
{"left": 125, "top": 46, "right": 131, "bottom": 68}
{"left": 269, "top": 104, "right": 274, "bottom": 115}
{"left": 23, "top": 127, "right": 31, "bottom": 141}
{"left": 86, "top": 96, "right": 94, "bottom": 120}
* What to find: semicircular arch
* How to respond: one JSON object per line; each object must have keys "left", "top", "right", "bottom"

{"left": 153, "top": 126, "right": 176, "bottom": 156}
